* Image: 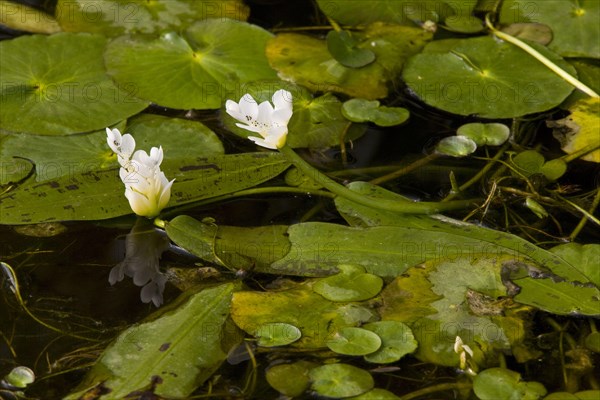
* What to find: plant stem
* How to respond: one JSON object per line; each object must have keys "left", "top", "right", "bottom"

{"left": 568, "top": 188, "right": 600, "bottom": 240}
{"left": 369, "top": 153, "right": 440, "bottom": 185}
{"left": 279, "top": 145, "right": 479, "bottom": 213}
{"left": 485, "top": 14, "right": 599, "bottom": 98}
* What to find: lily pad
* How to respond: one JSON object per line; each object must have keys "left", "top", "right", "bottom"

{"left": 499, "top": 0, "right": 600, "bottom": 58}
{"left": 511, "top": 150, "right": 568, "bottom": 180}
{"left": 253, "top": 323, "right": 302, "bottom": 347}
{"left": 0, "top": 0, "right": 61, "bottom": 33}
{"left": 402, "top": 36, "right": 576, "bottom": 118}
{"left": 435, "top": 136, "right": 478, "bottom": 157}
{"left": 0, "top": 33, "right": 148, "bottom": 135}
{"left": 456, "top": 123, "right": 510, "bottom": 146}
{"left": 327, "top": 30, "right": 376, "bottom": 68}
{"left": 309, "top": 363, "right": 374, "bottom": 399}
{"left": 313, "top": 264, "right": 383, "bottom": 302}
{"left": 362, "top": 321, "right": 417, "bottom": 364}
{"left": 266, "top": 361, "right": 318, "bottom": 397}
{"left": 55, "top": 0, "right": 249, "bottom": 36}
{"left": 65, "top": 283, "right": 241, "bottom": 399}
{"left": 105, "top": 19, "right": 277, "bottom": 109}
{"left": 473, "top": 367, "right": 547, "bottom": 400}
{"left": 326, "top": 327, "right": 382, "bottom": 356}
{"left": 342, "top": 99, "right": 409, "bottom": 127}
{"left": 221, "top": 84, "right": 366, "bottom": 148}
{"left": 549, "top": 97, "right": 600, "bottom": 163}
{"left": 266, "top": 23, "right": 432, "bottom": 99}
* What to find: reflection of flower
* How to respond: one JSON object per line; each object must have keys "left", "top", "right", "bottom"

{"left": 109, "top": 218, "right": 170, "bottom": 307}
{"left": 225, "top": 89, "right": 293, "bottom": 149}
{"left": 106, "top": 128, "right": 174, "bottom": 218}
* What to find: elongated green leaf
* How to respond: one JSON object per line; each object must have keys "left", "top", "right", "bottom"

{"left": 0, "top": 153, "right": 289, "bottom": 224}
{"left": 66, "top": 283, "right": 240, "bottom": 399}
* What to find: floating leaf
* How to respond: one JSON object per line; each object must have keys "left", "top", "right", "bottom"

{"left": 55, "top": 0, "right": 249, "bottom": 36}
{"left": 512, "top": 150, "right": 567, "bottom": 180}
{"left": 266, "top": 23, "right": 431, "bottom": 99}
{"left": 499, "top": 0, "right": 599, "bottom": 58}
{"left": 562, "top": 60, "right": 600, "bottom": 108}
{"left": 549, "top": 243, "right": 600, "bottom": 287}
{"left": 585, "top": 332, "right": 600, "bottom": 353}
{"left": 326, "top": 30, "right": 376, "bottom": 68}
{"left": 0, "top": 153, "right": 289, "bottom": 224}
{"left": 473, "top": 368, "right": 547, "bottom": 400}
{"left": 403, "top": 36, "right": 576, "bottom": 118}
{"left": 501, "top": 23, "right": 553, "bottom": 45}
{"left": 549, "top": 97, "right": 600, "bottom": 163}
{"left": 363, "top": 321, "right": 417, "bottom": 364}
{"left": 105, "top": 19, "right": 277, "bottom": 109}
{"left": 313, "top": 264, "right": 383, "bottom": 302}
{"left": 0, "top": 0, "right": 61, "bottom": 33}
{"left": 253, "top": 323, "right": 302, "bottom": 347}
{"left": 309, "top": 363, "right": 374, "bottom": 398}
{"left": 266, "top": 361, "right": 318, "bottom": 397}
{"left": 0, "top": 33, "right": 148, "bottom": 135}
{"left": 326, "top": 327, "right": 382, "bottom": 356}
{"left": 545, "top": 391, "right": 600, "bottom": 400}
{"left": 435, "top": 136, "right": 478, "bottom": 157}
{"left": 221, "top": 84, "right": 366, "bottom": 148}
{"left": 342, "top": 99, "right": 409, "bottom": 127}
{"left": 444, "top": 14, "right": 483, "bottom": 33}
{"left": 231, "top": 283, "right": 377, "bottom": 348}
{"left": 65, "top": 283, "right": 240, "bottom": 399}
{"left": 456, "top": 123, "right": 510, "bottom": 146}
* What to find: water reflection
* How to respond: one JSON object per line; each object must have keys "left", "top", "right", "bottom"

{"left": 109, "top": 218, "right": 169, "bottom": 307}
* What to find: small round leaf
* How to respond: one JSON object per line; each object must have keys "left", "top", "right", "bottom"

{"left": 266, "top": 361, "right": 318, "bottom": 397}
{"left": 326, "top": 327, "right": 382, "bottom": 356}
{"left": 363, "top": 321, "right": 418, "bottom": 364}
{"left": 327, "top": 30, "right": 376, "bottom": 68}
{"left": 540, "top": 158, "right": 567, "bottom": 181}
{"left": 436, "top": 136, "right": 477, "bottom": 157}
{"left": 342, "top": 99, "right": 409, "bottom": 127}
{"left": 584, "top": 332, "right": 600, "bottom": 353}
{"left": 313, "top": 266, "right": 383, "bottom": 302}
{"left": 253, "top": 323, "right": 301, "bottom": 347}
{"left": 310, "top": 363, "right": 374, "bottom": 398}
{"left": 456, "top": 123, "right": 510, "bottom": 146}
{"left": 512, "top": 150, "right": 545, "bottom": 177}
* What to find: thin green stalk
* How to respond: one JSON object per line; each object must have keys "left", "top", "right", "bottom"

{"left": 557, "top": 192, "right": 600, "bottom": 228}
{"left": 485, "top": 14, "right": 599, "bottom": 98}
{"left": 369, "top": 153, "right": 440, "bottom": 185}
{"left": 568, "top": 188, "right": 600, "bottom": 240}
{"left": 279, "top": 145, "right": 480, "bottom": 214}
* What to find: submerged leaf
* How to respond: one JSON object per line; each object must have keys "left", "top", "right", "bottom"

{"left": 310, "top": 363, "right": 374, "bottom": 398}
{"left": 266, "top": 361, "right": 318, "bottom": 397}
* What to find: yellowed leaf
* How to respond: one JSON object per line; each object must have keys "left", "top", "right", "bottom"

{"left": 550, "top": 97, "right": 600, "bottom": 162}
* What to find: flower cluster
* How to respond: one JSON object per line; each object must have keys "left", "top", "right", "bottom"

{"left": 106, "top": 128, "right": 174, "bottom": 218}
{"left": 225, "top": 89, "right": 293, "bottom": 149}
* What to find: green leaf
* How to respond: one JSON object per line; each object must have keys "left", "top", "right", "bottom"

{"left": 551, "top": 243, "right": 600, "bottom": 287}
{"left": 0, "top": 33, "right": 148, "bottom": 135}
{"left": 545, "top": 391, "right": 600, "bottom": 400}
{"left": 231, "top": 283, "right": 377, "bottom": 349}
{"left": 499, "top": 0, "right": 599, "bottom": 58}
{"left": 435, "top": 136, "right": 478, "bottom": 157}
{"left": 253, "top": 323, "right": 302, "bottom": 347}
{"left": 539, "top": 158, "right": 567, "bottom": 180}
{"left": 363, "top": 321, "right": 417, "bottom": 364}
{"left": 326, "top": 30, "right": 376, "bottom": 68}
{"left": 105, "top": 19, "right": 277, "bottom": 109}
{"left": 55, "top": 0, "right": 249, "bottom": 36}
{"left": 0, "top": 0, "right": 61, "bottom": 33}
{"left": 342, "top": 99, "right": 409, "bottom": 127}
{"left": 402, "top": 36, "right": 576, "bottom": 118}
{"left": 348, "top": 388, "right": 402, "bottom": 399}
{"left": 310, "top": 363, "right": 374, "bottom": 398}
{"left": 584, "top": 332, "right": 600, "bottom": 353}
{"left": 512, "top": 150, "right": 546, "bottom": 177}
{"left": 326, "top": 327, "right": 382, "bottom": 356}
{"left": 0, "top": 153, "right": 289, "bottom": 224}
{"left": 266, "top": 23, "right": 431, "bottom": 99}
{"left": 266, "top": 361, "right": 318, "bottom": 397}
{"left": 456, "top": 123, "right": 510, "bottom": 146}
{"left": 65, "top": 283, "right": 240, "bottom": 399}
{"left": 473, "top": 368, "right": 547, "bottom": 400}
{"left": 221, "top": 84, "right": 366, "bottom": 148}
{"left": 313, "top": 264, "right": 383, "bottom": 302}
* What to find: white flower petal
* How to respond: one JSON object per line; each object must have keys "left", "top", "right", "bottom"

{"left": 454, "top": 336, "right": 464, "bottom": 354}
{"left": 462, "top": 344, "right": 474, "bottom": 358}
{"left": 235, "top": 122, "right": 262, "bottom": 134}
{"left": 272, "top": 89, "right": 292, "bottom": 112}
{"left": 248, "top": 135, "right": 277, "bottom": 150}
{"left": 239, "top": 94, "right": 259, "bottom": 122}
{"left": 120, "top": 134, "right": 136, "bottom": 159}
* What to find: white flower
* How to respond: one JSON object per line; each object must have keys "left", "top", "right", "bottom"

{"left": 106, "top": 128, "right": 174, "bottom": 218}
{"left": 454, "top": 336, "right": 474, "bottom": 371}
{"left": 225, "top": 89, "right": 293, "bottom": 149}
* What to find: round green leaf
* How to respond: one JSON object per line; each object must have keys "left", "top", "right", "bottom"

{"left": 253, "top": 322, "right": 301, "bottom": 347}
{"left": 444, "top": 15, "right": 484, "bottom": 33}
{"left": 363, "top": 321, "right": 417, "bottom": 364}
{"left": 326, "top": 327, "right": 382, "bottom": 356}
{"left": 0, "top": 33, "right": 148, "bottom": 135}
{"left": 435, "top": 136, "right": 477, "bottom": 157}
{"left": 403, "top": 36, "right": 576, "bottom": 118}
{"left": 584, "top": 332, "right": 600, "bottom": 353}
{"left": 512, "top": 150, "right": 545, "bottom": 177}
{"left": 539, "top": 158, "right": 567, "bottom": 181}
{"left": 55, "top": 0, "right": 249, "bottom": 37}
{"left": 310, "top": 363, "right": 374, "bottom": 398}
{"left": 105, "top": 19, "right": 277, "bottom": 110}
{"left": 266, "top": 361, "right": 318, "bottom": 397}
{"left": 221, "top": 84, "right": 365, "bottom": 148}
{"left": 456, "top": 123, "right": 510, "bottom": 146}
{"left": 4, "top": 366, "right": 35, "bottom": 389}
{"left": 342, "top": 99, "right": 409, "bottom": 127}
{"left": 500, "top": 0, "right": 599, "bottom": 58}
{"left": 327, "top": 30, "right": 376, "bottom": 68}
{"left": 313, "top": 265, "right": 383, "bottom": 302}
{"left": 473, "top": 368, "right": 547, "bottom": 400}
